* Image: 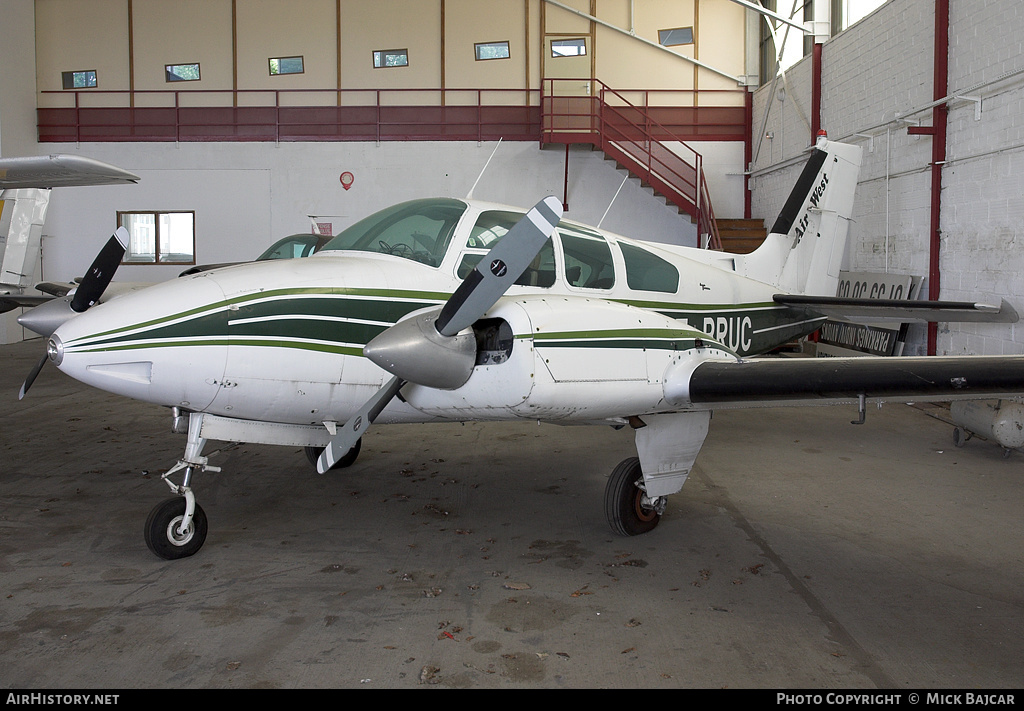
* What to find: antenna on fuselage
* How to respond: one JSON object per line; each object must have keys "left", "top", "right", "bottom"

{"left": 598, "top": 174, "right": 629, "bottom": 229}
{"left": 466, "top": 138, "right": 502, "bottom": 200}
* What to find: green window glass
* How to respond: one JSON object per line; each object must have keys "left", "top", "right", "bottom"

{"left": 620, "top": 243, "right": 679, "bottom": 293}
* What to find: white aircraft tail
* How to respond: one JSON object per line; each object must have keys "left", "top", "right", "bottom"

{"left": 0, "top": 188, "right": 50, "bottom": 291}
{"left": 739, "top": 137, "right": 863, "bottom": 296}
{"left": 0, "top": 154, "right": 139, "bottom": 295}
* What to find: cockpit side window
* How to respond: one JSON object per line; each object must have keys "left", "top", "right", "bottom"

{"left": 457, "top": 210, "right": 556, "bottom": 287}
{"left": 559, "top": 227, "right": 615, "bottom": 290}
{"left": 320, "top": 198, "right": 466, "bottom": 267}
{"left": 619, "top": 242, "right": 680, "bottom": 293}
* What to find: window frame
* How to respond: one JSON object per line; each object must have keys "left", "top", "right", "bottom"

{"left": 474, "top": 40, "right": 511, "bottom": 61}
{"left": 550, "top": 38, "right": 587, "bottom": 58}
{"left": 269, "top": 56, "right": 305, "bottom": 76}
{"left": 116, "top": 210, "right": 197, "bottom": 266}
{"left": 658, "top": 27, "right": 694, "bottom": 47}
{"left": 165, "top": 63, "right": 201, "bottom": 83}
{"left": 373, "top": 49, "right": 409, "bottom": 69}
{"left": 61, "top": 70, "right": 97, "bottom": 89}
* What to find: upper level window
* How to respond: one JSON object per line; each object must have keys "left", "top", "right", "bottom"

{"left": 269, "top": 56, "right": 304, "bottom": 75}
{"left": 620, "top": 243, "right": 679, "bottom": 293}
{"left": 118, "top": 211, "right": 196, "bottom": 265}
{"left": 475, "top": 41, "right": 510, "bottom": 61}
{"left": 658, "top": 27, "right": 693, "bottom": 47}
{"left": 165, "top": 63, "right": 200, "bottom": 82}
{"left": 458, "top": 210, "right": 555, "bottom": 287}
{"left": 559, "top": 226, "right": 614, "bottom": 290}
{"left": 61, "top": 70, "right": 97, "bottom": 89}
{"left": 373, "top": 49, "right": 409, "bottom": 68}
{"left": 551, "top": 38, "right": 586, "bottom": 57}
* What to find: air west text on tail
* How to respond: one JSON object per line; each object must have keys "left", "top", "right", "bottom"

{"left": 16, "top": 136, "right": 1023, "bottom": 559}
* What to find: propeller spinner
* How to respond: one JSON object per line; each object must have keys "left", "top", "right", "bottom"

{"left": 316, "top": 195, "right": 563, "bottom": 472}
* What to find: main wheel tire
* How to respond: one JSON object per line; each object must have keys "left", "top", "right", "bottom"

{"left": 144, "top": 497, "right": 208, "bottom": 560}
{"left": 305, "top": 438, "right": 361, "bottom": 471}
{"left": 953, "top": 427, "right": 967, "bottom": 448}
{"left": 605, "top": 457, "right": 661, "bottom": 536}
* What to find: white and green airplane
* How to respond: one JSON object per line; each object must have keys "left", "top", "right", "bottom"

{"left": 17, "top": 136, "right": 1023, "bottom": 560}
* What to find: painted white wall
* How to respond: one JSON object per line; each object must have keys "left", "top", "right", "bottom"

{"left": 39, "top": 139, "right": 708, "bottom": 288}
{"left": 750, "top": 0, "right": 1024, "bottom": 356}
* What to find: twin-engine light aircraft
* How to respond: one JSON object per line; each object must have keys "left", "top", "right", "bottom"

{"left": 17, "top": 136, "right": 1024, "bottom": 560}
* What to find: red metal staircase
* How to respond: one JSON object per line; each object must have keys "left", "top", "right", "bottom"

{"left": 541, "top": 78, "right": 722, "bottom": 249}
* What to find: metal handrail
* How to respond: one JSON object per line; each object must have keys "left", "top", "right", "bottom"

{"left": 40, "top": 87, "right": 543, "bottom": 144}
{"left": 541, "top": 78, "right": 728, "bottom": 248}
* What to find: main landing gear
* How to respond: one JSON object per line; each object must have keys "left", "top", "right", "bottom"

{"left": 604, "top": 457, "right": 665, "bottom": 536}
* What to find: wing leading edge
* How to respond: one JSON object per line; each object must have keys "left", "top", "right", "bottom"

{"left": 670, "top": 354, "right": 1024, "bottom": 409}
{"left": 0, "top": 155, "right": 140, "bottom": 189}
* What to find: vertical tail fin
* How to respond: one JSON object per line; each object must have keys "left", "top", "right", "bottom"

{"left": 0, "top": 188, "right": 50, "bottom": 291}
{"left": 740, "top": 137, "right": 863, "bottom": 296}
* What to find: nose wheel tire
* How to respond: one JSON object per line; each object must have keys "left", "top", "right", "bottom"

{"left": 605, "top": 457, "right": 662, "bottom": 536}
{"left": 145, "top": 497, "right": 208, "bottom": 560}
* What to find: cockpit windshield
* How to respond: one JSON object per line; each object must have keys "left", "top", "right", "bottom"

{"left": 320, "top": 198, "right": 467, "bottom": 267}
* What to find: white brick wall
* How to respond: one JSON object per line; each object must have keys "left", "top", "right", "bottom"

{"left": 750, "top": 0, "right": 1024, "bottom": 356}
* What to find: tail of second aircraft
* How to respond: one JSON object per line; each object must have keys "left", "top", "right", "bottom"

{"left": 0, "top": 188, "right": 50, "bottom": 292}
{"left": 738, "top": 136, "right": 863, "bottom": 297}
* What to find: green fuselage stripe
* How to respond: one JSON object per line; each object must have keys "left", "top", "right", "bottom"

{"left": 65, "top": 287, "right": 820, "bottom": 358}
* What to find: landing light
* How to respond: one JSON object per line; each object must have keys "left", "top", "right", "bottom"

{"left": 46, "top": 336, "right": 64, "bottom": 365}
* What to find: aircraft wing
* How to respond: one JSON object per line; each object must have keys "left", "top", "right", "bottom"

{"left": 774, "top": 294, "right": 1019, "bottom": 323}
{"left": 670, "top": 354, "right": 1024, "bottom": 409}
{"left": 0, "top": 294, "right": 52, "bottom": 313}
{"left": 0, "top": 155, "right": 140, "bottom": 189}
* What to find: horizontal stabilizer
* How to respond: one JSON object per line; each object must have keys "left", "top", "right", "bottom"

{"left": 0, "top": 155, "right": 139, "bottom": 189}
{"left": 682, "top": 354, "right": 1024, "bottom": 408}
{"left": 774, "top": 294, "right": 1019, "bottom": 323}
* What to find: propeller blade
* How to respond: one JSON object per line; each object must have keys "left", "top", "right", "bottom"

{"left": 18, "top": 352, "right": 49, "bottom": 400}
{"left": 70, "top": 227, "right": 127, "bottom": 313}
{"left": 317, "top": 375, "right": 405, "bottom": 473}
{"left": 434, "top": 195, "right": 562, "bottom": 337}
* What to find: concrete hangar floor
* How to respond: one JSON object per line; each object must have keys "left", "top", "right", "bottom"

{"left": 2, "top": 338, "right": 1022, "bottom": 689}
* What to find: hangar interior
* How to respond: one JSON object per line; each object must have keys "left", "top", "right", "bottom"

{"left": 2, "top": 0, "right": 1024, "bottom": 691}
{"left": 3, "top": 0, "right": 1020, "bottom": 357}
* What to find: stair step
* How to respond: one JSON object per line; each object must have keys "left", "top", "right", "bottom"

{"left": 716, "top": 218, "right": 767, "bottom": 254}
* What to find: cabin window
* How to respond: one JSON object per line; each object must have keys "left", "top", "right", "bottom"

{"left": 620, "top": 243, "right": 679, "bottom": 293}
{"left": 117, "top": 211, "right": 196, "bottom": 265}
{"left": 559, "top": 227, "right": 615, "bottom": 289}
{"left": 457, "top": 210, "right": 555, "bottom": 288}
{"left": 320, "top": 198, "right": 464, "bottom": 267}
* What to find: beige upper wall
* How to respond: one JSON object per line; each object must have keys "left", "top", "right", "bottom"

{"left": 35, "top": 0, "right": 747, "bottom": 108}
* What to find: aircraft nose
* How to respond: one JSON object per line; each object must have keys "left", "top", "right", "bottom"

{"left": 48, "top": 272, "right": 231, "bottom": 409}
